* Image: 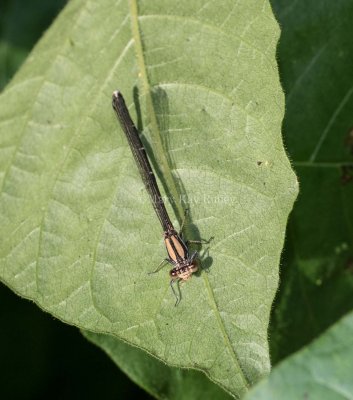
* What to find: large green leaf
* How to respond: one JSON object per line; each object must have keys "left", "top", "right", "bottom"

{"left": 269, "top": 0, "right": 353, "bottom": 363}
{"left": 0, "top": 0, "right": 297, "bottom": 397}
{"left": 84, "top": 330, "right": 233, "bottom": 400}
{"left": 246, "top": 310, "right": 353, "bottom": 400}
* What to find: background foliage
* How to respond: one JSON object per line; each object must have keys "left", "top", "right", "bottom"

{"left": 269, "top": 0, "right": 353, "bottom": 363}
{"left": 1, "top": 0, "right": 352, "bottom": 399}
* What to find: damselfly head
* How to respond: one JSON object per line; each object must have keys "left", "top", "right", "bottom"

{"left": 169, "top": 262, "right": 198, "bottom": 281}
{"left": 112, "top": 90, "right": 120, "bottom": 99}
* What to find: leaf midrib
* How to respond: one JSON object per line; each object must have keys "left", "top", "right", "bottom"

{"left": 129, "top": 0, "right": 183, "bottom": 220}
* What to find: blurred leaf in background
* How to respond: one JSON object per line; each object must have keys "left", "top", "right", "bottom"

{"left": 269, "top": 0, "right": 353, "bottom": 364}
{"left": 246, "top": 311, "right": 353, "bottom": 400}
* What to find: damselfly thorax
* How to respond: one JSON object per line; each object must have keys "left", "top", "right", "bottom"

{"left": 164, "top": 226, "right": 198, "bottom": 281}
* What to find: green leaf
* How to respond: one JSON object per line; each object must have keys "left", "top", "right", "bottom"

{"left": 0, "top": 0, "right": 297, "bottom": 397}
{"left": 269, "top": 0, "right": 353, "bottom": 363}
{"left": 83, "top": 330, "right": 233, "bottom": 400}
{"left": 246, "top": 311, "right": 353, "bottom": 400}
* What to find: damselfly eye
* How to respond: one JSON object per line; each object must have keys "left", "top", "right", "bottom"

{"left": 169, "top": 269, "right": 177, "bottom": 278}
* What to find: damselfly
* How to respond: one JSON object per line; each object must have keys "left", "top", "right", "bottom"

{"left": 112, "top": 91, "right": 205, "bottom": 305}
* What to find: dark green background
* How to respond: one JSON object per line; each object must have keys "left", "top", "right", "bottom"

{"left": 270, "top": 0, "right": 353, "bottom": 363}
{"left": 2, "top": 0, "right": 353, "bottom": 398}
